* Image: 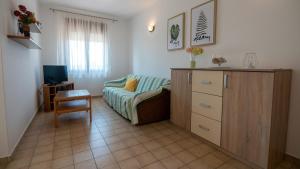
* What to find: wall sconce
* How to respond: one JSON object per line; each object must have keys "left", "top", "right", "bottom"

{"left": 148, "top": 24, "right": 155, "bottom": 32}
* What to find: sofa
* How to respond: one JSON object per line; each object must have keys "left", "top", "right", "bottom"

{"left": 103, "top": 75, "right": 171, "bottom": 125}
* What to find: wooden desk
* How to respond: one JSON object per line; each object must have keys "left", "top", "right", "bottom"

{"left": 54, "top": 90, "right": 92, "bottom": 127}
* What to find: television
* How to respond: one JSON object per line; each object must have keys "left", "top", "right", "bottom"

{"left": 43, "top": 65, "right": 68, "bottom": 85}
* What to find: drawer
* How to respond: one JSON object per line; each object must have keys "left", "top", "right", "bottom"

{"left": 192, "top": 92, "right": 222, "bottom": 121}
{"left": 192, "top": 71, "right": 224, "bottom": 96}
{"left": 191, "top": 113, "right": 221, "bottom": 146}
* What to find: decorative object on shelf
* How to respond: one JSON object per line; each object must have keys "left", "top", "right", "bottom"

{"left": 191, "top": 0, "right": 217, "bottom": 47}
{"left": 13, "top": 5, "right": 39, "bottom": 37}
{"left": 18, "top": 22, "right": 23, "bottom": 34}
{"left": 212, "top": 55, "right": 227, "bottom": 67}
{"left": 186, "top": 47, "right": 204, "bottom": 68}
{"left": 243, "top": 52, "right": 258, "bottom": 68}
{"left": 168, "top": 13, "right": 185, "bottom": 51}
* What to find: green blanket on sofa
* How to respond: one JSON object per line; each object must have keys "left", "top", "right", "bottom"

{"left": 103, "top": 75, "right": 170, "bottom": 124}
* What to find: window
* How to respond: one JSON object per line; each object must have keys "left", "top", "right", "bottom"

{"left": 57, "top": 17, "right": 109, "bottom": 78}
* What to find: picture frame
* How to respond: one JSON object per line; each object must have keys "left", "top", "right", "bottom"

{"left": 167, "top": 13, "right": 185, "bottom": 51}
{"left": 190, "top": 0, "right": 217, "bottom": 47}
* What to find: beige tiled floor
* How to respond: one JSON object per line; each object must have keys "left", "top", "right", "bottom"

{"left": 4, "top": 98, "right": 298, "bottom": 169}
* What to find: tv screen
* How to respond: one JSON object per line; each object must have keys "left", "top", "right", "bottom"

{"left": 43, "top": 65, "right": 68, "bottom": 84}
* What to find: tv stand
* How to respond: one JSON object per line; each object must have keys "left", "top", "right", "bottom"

{"left": 43, "top": 82, "right": 74, "bottom": 112}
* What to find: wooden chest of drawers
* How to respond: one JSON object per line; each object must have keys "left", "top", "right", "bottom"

{"left": 171, "top": 68, "right": 292, "bottom": 169}
{"left": 191, "top": 113, "right": 221, "bottom": 145}
{"left": 192, "top": 92, "right": 222, "bottom": 121}
{"left": 191, "top": 71, "right": 223, "bottom": 146}
{"left": 192, "top": 71, "right": 223, "bottom": 96}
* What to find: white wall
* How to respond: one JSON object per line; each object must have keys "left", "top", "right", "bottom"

{"left": 130, "top": 0, "right": 300, "bottom": 158}
{"left": 40, "top": 4, "right": 131, "bottom": 96}
{"left": 0, "top": 0, "right": 42, "bottom": 157}
{"left": 0, "top": 44, "right": 9, "bottom": 157}
{"left": 0, "top": 0, "right": 9, "bottom": 156}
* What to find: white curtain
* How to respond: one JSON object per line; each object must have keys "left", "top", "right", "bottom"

{"left": 56, "top": 12, "right": 110, "bottom": 79}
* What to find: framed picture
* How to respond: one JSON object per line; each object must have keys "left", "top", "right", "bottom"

{"left": 168, "top": 13, "right": 185, "bottom": 51}
{"left": 191, "top": 0, "right": 217, "bottom": 47}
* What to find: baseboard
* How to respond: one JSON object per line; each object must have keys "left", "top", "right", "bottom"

{"left": 0, "top": 155, "right": 12, "bottom": 169}
{"left": 285, "top": 154, "right": 300, "bottom": 167}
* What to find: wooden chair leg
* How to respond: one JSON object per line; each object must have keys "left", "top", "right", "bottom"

{"left": 54, "top": 100, "right": 58, "bottom": 128}
{"left": 55, "top": 113, "right": 58, "bottom": 128}
{"left": 89, "top": 97, "right": 92, "bottom": 123}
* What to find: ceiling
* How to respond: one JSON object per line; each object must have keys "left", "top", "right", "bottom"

{"left": 39, "top": 0, "right": 158, "bottom": 18}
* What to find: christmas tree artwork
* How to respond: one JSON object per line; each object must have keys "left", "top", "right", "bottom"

{"left": 193, "top": 10, "right": 211, "bottom": 42}
{"left": 196, "top": 11, "right": 208, "bottom": 37}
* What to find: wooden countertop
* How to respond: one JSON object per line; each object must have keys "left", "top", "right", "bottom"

{"left": 171, "top": 67, "right": 292, "bottom": 72}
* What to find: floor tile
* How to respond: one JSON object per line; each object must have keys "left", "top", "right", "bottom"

{"left": 71, "top": 136, "right": 89, "bottom": 146}
{"left": 95, "top": 154, "right": 117, "bottom": 168}
{"left": 113, "top": 149, "right": 134, "bottom": 162}
{"left": 34, "top": 144, "right": 54, "bottom": 155}
{"left": 143, "top": 140, "right": 162, "bottom": 151}
{"left": 101, "top": 163, "right": 121, "bottom": 169}
{"left": 31, "top": 152, "right": 53, "bottom": 164}
{"left": 188, "top": 154, "right": 223, "bottom": 169}
{"left": 119, "top": 157, "right": 141, "bottom": 169}
{"left": 136, "top": 152, "right": 157, "bottom": 167}
{"left": 124, "top": 138, "right": 140, "bottom": 147}
{"left": 55, "top": 140, "right": 72, "bottom": 150}
{"left": 91, "top": 146, "right": 111, "bottom": 158}
{"left": 12, "top": 149, "right": 34, "bottom": 160}
{"left": 155, "top": 136, "right": 174, "bottom": 146}
{"left": 6, "top": 157, "right": 31, "bottom": 169}
{"left": 108, "top": 142, "right": 128, "bottom": 152}
{"left": 188, "top": 144, "right": 215, "bottom": 158}
{"left": 105, "top": 136, "right": 121, "bottom": 145}
{"left": 72, "top": 143, "right": 90, "bottom": 153}
{"left": 54, "top": 147, "right": 73, "bottom": 159}
{"left": 60, "top": 165, "right": 75, "bottom": 169}
{"left": 217, "top": 163, "right": 238, "bottom": 169}
{"left": 143, "top": 161, "right": 166, "bottom": 169}
{"left": 150, "top": 147, "right": 171, "bottom": 160}
{"left": 7, "top": 98, "right": 263, "bottom": 169}
{"left": 176, "top": 139, "right": 196, "bottom": 149}
{"left": 129, "top": 144, "right": 148, "bottom": 156}
{"left": 73, "top": 150, "right": 93, "bottom": 164}
{"left": 210, "top": 151, "right": 232, "bottom": 163}
{"left": 90, "top": 139, "right": 106, "bottom": 148}
{"left": 74, "top": 159, "right": 97, "bottom": 169}
{"left": 29, "top": 161, "right": 52, "bottom": 169}
{"left": 165, "top": 143, "right": 184, "bottom": 154}
{"left": 175, "top": 151, "right": 197, "bottom": 164}
{"left": 161, "top": 156, "right": 184, "bottom": 169}
{"left": 225, "top": 159, "right": 252, "bottom": 169}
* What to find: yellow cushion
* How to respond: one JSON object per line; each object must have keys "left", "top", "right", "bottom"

{"left": 124, "top": 78, "right": 138, "bottom": 92}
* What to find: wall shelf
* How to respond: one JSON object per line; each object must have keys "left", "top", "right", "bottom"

{"left": 29, "top": 23, "right": 41, "bottom": 33}
{"left": 7, "top": 35, "right": 41, "bottom": 49}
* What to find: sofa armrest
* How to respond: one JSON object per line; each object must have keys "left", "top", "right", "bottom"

{"left": 135, "top": 89, "right": 170, "bottom": 125}
{"left": 133, "top": 88, "right": 163, "bottom": 105}
{"left": 104, "top": 77, "right": 127, "bottom": 88}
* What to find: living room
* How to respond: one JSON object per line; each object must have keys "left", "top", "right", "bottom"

{"left": 0, "top": 0, "right": 299, "bottom": 169}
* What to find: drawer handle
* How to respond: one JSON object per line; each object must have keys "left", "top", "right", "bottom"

{"left": 224, "top": 74, "right": 229, "bottom": 89}
{"left": 201, "top": 80, "right": 212, "bottom": 85}
{"left": 198, "top": 125, "right": 210, "bottom": 131}
{"left": 199, "top": 103, "right": 211, "bottom": 109}
{"left": 188, "top": 72, "right": 192, "bottom": 84}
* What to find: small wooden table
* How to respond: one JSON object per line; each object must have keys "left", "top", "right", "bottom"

{"left": 54, "top": 90, "right": 92, "bottom": 127}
